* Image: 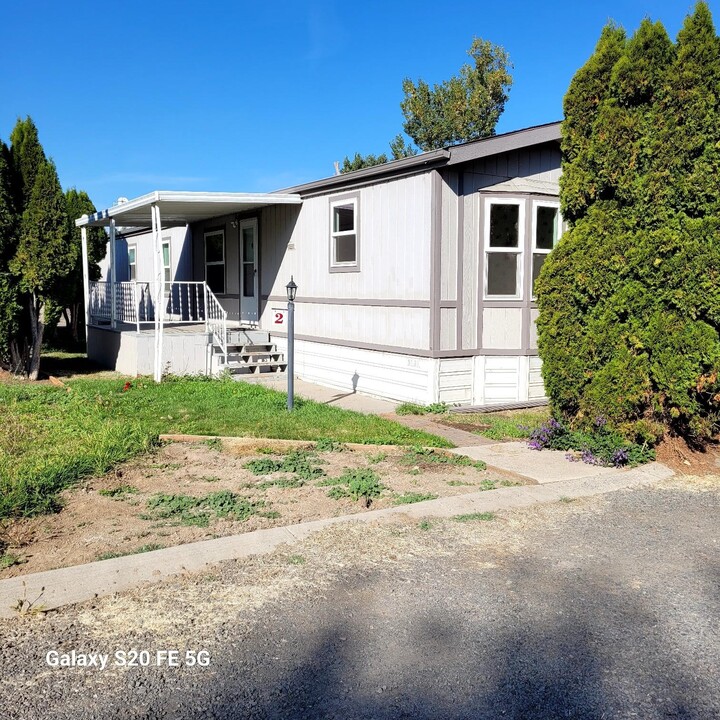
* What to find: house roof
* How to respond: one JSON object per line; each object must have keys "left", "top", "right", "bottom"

{"left": 75, "top": 190, "right": 302, "bottom": 228}
{"left": 277, "top": 121, "right": 561, "bottom": 197}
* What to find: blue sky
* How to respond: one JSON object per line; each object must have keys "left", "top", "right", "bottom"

{"left": 1, "top": 1, "right": 717, "bottom": 211}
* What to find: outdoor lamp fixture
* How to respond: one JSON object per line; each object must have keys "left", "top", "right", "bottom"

{"left": 286, "top": 277, "right": 297, "bottom": 411}
{"left": 286, "top": 277, "right": 297, "bottom": 302}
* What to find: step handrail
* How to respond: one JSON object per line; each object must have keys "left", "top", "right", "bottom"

{"left": 204, "top": 285, "right": 227, "bottom": 363}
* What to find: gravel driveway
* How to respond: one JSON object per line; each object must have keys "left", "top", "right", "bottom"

{"left": 0, "top": 475, "right": 718, "bottom": 719}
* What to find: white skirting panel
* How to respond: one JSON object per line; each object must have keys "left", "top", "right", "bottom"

{"left": 472, "top": 355, "right": 547, "bottom": 405}
{"left": 279, "top": 338, "right": 437, "bottom": 405}
{"left": 437, "top": 357, "right": 474, "bottom": 405}
{"left": 528, "top": 356, "right": 546, "bottom": 399}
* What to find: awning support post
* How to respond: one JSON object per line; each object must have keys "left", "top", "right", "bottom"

{"left": 81, "top": 227, "right": 90, "bottom": 334}
{"left": 109, "top": 219, "right": 117, "bottom": 329}
{"left": 151, "top": 204, "right": 164, "bottom": 382}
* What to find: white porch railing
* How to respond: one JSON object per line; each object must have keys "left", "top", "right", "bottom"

{"left": 89, "top": 281, "right": 227, "bottom": 359}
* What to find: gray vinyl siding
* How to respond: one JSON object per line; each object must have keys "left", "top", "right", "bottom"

{"left": 98, "top": 226, "right": 191, "bottom": 285}
{"left": 438, "top": 141, "right": 561, "bottom": 356}
{"left": 259, "top": 173, "right": 433, "bottom": 351}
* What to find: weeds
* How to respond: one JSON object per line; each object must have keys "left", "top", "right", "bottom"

{"left": 326, "top": 468, "right": 385, "bottom": 507}
{"left": 97, "top": 543, "right": 165, "bottom": 561}
{"left": 400, "top": 447, "right": 486, "bottom": 471}
{"left": 203, "top": 437, "right": 223, "bottom": 451}
{"left": 244, "top": 449, "right": 326, "bottom": 484}
{"left": 393, "top": 492, "right": 438, "bottom": 505}
{"left": 0, "top": 553, "right": 26, "bottom": 570}
{"left": 315, "top": 438, "right": 347, "bottom": 452}
{"left": 367, "top": 451, "right": 387, "bottom": 464}
{"left": 143, "top": 491, "right": 264, "bottom": 527}
{"left": 453, "top": 512, "right": 495, "bottom": 522}
{"left": 98, "top": 484, "right": 139, "bottom": 498}
{"left": 396, "top": 402, "right": 448, "bottom": 416}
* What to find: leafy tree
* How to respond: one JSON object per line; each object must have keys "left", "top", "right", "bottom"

{"left": 340, "top": 36, "right": 511, "bottom": 172}
{"left": 400, "top": 37, "right": 512, "bottom": 151}
{"left": 44, "top": 189, "right": 106, "bottom": 342}
{"left": 9, "top": 160, "right": 75, "bottom": 379}
{"left": 536, "top": 2, "right": 720, "bottom": 443}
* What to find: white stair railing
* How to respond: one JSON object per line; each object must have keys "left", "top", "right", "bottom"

{"left": 204, "top": 285, "right": 228, "bottom": 363}
{"left": 89, "top": 281, "right": 227, "bottom": 360}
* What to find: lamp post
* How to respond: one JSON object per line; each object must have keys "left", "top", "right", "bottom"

{"left": 286, "top": 276, "right": 297, "bottom": 411}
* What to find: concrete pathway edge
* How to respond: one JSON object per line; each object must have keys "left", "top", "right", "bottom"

{"left": 0, "top": 462, "right": 674, "bottom": 620}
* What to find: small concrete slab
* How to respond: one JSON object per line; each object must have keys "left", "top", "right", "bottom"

{"left": 449, "top": 442, "right": 620, "bottom": 484}
{"left": 0, "top": 461, "right": 673, "bottom": 619}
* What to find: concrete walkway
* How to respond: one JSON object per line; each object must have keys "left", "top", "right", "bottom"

{"left": 239, "top": 374, "right": 399, "bottom": 414}
{"left": 0, "top": 461, "right": 673, "bottom": 619}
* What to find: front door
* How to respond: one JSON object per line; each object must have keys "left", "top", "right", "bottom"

{"left": 240, "top": 218, "right": 259, "bottom": 324}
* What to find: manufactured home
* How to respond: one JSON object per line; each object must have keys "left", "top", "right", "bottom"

{"left": 78, "top": 121, "right": 562, "bottom": 406}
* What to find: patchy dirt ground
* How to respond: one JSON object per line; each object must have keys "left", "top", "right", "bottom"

{"left": 0, "top": 439, "right": 521, "bottom": 578}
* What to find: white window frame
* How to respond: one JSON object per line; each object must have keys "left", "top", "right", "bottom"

{"left": 162, "top": 239, "right": 171, "bottom": 284}
{"left": 127, "top": 244, "right": 137, "bottom": 281}
{"left": 483, "top": 197, "right": 525, "bottom": 300}
{"left": 204, "top": 229, "right": 226, "bottom": 295}
{"left": 329, "top": 194, "right": 360, "bottom": 272}
{"left": 531, "top": 200, "right": 562, "bottom": 299}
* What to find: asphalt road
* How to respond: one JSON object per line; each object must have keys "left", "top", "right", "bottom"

{"left": 1, "top": 477, "right": 718, "bottom": 719}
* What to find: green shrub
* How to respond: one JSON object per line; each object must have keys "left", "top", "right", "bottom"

{"left": 538, "top": 5, "right": 720, "bottom": 443}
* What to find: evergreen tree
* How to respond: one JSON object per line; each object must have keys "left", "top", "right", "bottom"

{"left": 536, "top": 2, "right": 720, "bottom": 443}
{"left": 9, "top": 117, "right": 46, "bottom": 213}
{"left": 44, "top": 189, "right": 106, "bottom": 342}
{"left": 0, "top": 142, "right": 20, "bottom": 368}
{"left": 340, "top": 151, "right": 388, "bottom": 173}
{"left": 9, "top": 160, "right": 75, "bottom": 379}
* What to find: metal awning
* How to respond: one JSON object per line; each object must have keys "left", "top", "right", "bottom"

{"left": 75, "top": 190, "right": 302, "bottom": 228}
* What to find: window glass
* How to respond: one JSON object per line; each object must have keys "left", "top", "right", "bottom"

{"left": 487, "top": 253, "right": 518, "bottom": 296}
{"left": 128, "top": 246, "right": 136, "bottom": 281}
{"left": 162, "top": 242, "right": 171, "bottom": 283}
{"left": 532, "top": 254, "right": 546, "bottom": 292}
{"left": 536, "top": 206, "right": 558, "bottom": 250}
{"left": 205, "top": 230, "right": 225, "bottom": 294}
{"left": 333, "top": 204, "right": 354, "bottom": 233}
{"left": 489, "top": 204, "right": 519, "bottom": 248}
{"left": 206, "top": 265, "right": 224, "bottom": 294}
{"left": 206, "top": 233, "right": 224, "bottom": 263}
{"left": 335, "top": 235, "right": 356, "bottom": 264}
{"left": 330, "top": 197, "right": 359, "bottom": 269}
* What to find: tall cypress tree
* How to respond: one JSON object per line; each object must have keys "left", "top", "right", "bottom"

{"left": 44, "top": 188, "right": 106, "bottom": 342}
{"left": 9, "top": 160, "right": 74, "bottom": 379}
{"left": 536, "top": 2, "right": 720, "bottom": 443}
{"left": 9, "top": 117, "right": 46, "bottom": 213}
{"left": 0, "top": 142, "right": 20, "bottom": 368}
{"left": 560, "top": 24, "right": 626, "bottom": 224}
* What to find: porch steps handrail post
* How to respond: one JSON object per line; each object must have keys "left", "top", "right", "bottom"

{"left": 204, "top": 283, "right": 227, "bottom": 364}
{"left": 134, "top": 281, "right": 140, "bottom": 332}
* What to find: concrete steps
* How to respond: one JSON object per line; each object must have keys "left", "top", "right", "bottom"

{"left": 214, "top": 328, "right": 287, "bottom": 376}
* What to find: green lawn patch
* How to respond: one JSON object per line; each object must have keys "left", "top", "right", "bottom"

{"left": 445, "top": 410, "right": 549, "bottom": 441}
{"left": 0, "top": 376, "right": 449, "bottom": 521}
